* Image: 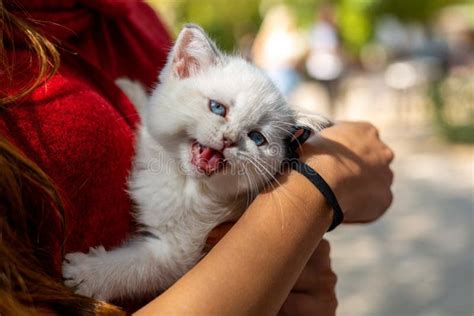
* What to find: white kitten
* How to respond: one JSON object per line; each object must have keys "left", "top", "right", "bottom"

{"left": 62, "top": 24, "right": 330, "bottom": 301}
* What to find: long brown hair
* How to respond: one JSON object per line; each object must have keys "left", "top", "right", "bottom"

{"left": 0, "top": 2, "right": 124, "bottom": 315}
{"left": 0, "top": 0, "right": 60, "bottom": 106}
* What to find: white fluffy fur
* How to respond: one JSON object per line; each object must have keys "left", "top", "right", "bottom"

{"left": 62, "top": 24, "right": 330, "bottom": 301}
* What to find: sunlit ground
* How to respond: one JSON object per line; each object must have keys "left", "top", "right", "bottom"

{"left": 298, "top": 74, "right": 474, "bottom": 316}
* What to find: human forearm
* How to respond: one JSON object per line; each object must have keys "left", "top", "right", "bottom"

{"left": 135, "top": 121, "right": 395, "bottom": 315}
{"left": 135, "top": 170, "right": 332, "bottom": 315}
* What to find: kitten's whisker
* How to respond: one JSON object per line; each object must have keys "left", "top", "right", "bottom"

{"left": 231, "top": 165, "right": 243, "bottom": 204}
{"left": 241, "top": 164, "right": 256, "bottom": 207}
{"left": 245, "top": 159, "right": 264, "bottom": 204}
{"left": 239, "top": 154, "right": 286, "bottom": 223}
{"left": 241, "top": 152, "right": 296, "bottom": 206}
{"left": 247, "top": 171, "right": 258, "bottom": 205}
{"left": 240, "top": 152, "right": 281, "bottom": 189}
{"left": 242, "top": 156, "right": 277, "bottom": 204}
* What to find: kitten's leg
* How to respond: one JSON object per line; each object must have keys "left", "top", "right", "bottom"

{"left": 62, "top": 235, "right": 200, "bottom": 301}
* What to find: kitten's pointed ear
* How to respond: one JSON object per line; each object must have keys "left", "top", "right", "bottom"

{"left": 167, "top": 24, "right": 222, "bottom": 79}
{"left": 295, "top": 112, "right": 333, "bottom": 132}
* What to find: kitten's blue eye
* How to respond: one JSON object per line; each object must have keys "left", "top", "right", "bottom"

{"left": 248, "top": 131, "right": 267, "bottom": 146}
{"left": 209, "top": 100, "right": 226, "bottom": 117}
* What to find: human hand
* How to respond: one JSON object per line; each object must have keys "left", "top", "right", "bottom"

{"left": 299, "top": 121, "right": 394, "bottom": 223}
{"left": 278, "top": 239, "right": 337, "bottom": 316}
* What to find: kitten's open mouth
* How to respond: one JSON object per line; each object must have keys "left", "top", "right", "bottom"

{"left": 191, "top": 140, "right": 226, "bottom": 176}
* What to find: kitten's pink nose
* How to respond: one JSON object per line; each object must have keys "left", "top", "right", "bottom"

{"left": 222, "top": 137, "right": 236, "bottom": 149}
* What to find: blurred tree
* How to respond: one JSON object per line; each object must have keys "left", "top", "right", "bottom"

{"left": 148, "top": 0, "right": 470, "bottom": 54}
{"left": 148, "top": 0, "right": 261, "bottom": 52}
{"left": 337, "top": 0, "right": 373, "bottom": 54}
{"left": 371, "top": 0, "right": 468, "bottom": 22}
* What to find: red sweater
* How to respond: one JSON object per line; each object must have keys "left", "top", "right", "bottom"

{"left": 0, "top": 0, "right": 171, "bottom": 276}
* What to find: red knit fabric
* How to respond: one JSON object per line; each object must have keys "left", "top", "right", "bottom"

{"left": 0, "top": 0, "right": 172, "bottom": 276}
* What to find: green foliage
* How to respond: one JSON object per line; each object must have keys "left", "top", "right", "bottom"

{"left": 279, "top": 0, "right": 323, "bottom": 28}
{"left": 149, "top": 0, "right": 470, "bottom": 53}
{"left": 337, "top": 0, "right": 374, "bottom": 54}
{"left": 442, "top": 126, "right": 474, "bottom": 143}
{"left": 150, "top": 0, "right": 261, "bottom": 52}
{"left": 371, "top": 0, "right": 467, "bottom": 22}
{"left": 430, "top": 81, "right": 474, "bottom": 144}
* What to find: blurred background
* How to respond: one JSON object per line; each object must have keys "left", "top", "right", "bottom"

{"left": 149, "top": 0, "right": 473, "bottom": 315}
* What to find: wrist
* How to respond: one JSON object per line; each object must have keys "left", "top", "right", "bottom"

{"left": 299, "top": 148, "right": 346, "bottom": 216}
{"left": 288, "top": 159, "right": 345, "bottom": 230}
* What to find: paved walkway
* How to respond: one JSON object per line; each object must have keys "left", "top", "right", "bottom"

{"left": 329, "top": 137, "right": 473, "bottom": 316}
{"left": 310, "top": 75, "right": 474, "bottom": 315}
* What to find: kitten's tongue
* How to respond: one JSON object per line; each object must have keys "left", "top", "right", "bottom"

{"left": 192, "top": 141, "right": 225, "bottom": 175}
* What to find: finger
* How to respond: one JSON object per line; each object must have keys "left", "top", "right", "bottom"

{"left": 279, "top": 293, "right": 319, "bottom": 316}
{"left": 316, "top": 239, "right": 331, "bottom": 256}
{"left": 383, "top": 145, "right": 395, "bottom": 163}
{"left": 307, "top": 239, "right": 331, "bottom": 266}
{"left": 384, "top": 188, "right": 394, "bottom": 210}
{"left": 279, "top": 292, "right": 337, "bottom": 316}
{"left": 292, "top": 264, "right": 318, "bottom": 292}
{"left": 292, "top": 270, "right": 338, "bottom": 294}
{"left": 372, "top": 188, "right": 393, "bottom": 218}
{"left": 371, "top": 125, "right": 380, "bottom": 140}
{"left": 387, "top": 168, "right": 394, "bottom": 185}
{"left": 375, "top": 165, "right": 394, "bottom": 187}
{"left": 293, "top": 240, "right": 336, "bottom": 293}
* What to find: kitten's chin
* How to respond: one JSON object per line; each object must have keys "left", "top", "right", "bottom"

{"left": 202, "top": 172, "right": 248, "bottom": 197}
{"left": 186, "top": 162, "right": 231, "bottom": 180}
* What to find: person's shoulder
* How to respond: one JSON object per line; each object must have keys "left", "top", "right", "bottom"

{"left": 0, "top": 58, "right": 138, "bottom": 175}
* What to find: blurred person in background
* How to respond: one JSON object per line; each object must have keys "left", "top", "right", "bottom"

{"left": 251, "top": 5, "right": 306, "bottom": 97}
{"left": 306, "top": 3, "right": 343, "bottom": 114}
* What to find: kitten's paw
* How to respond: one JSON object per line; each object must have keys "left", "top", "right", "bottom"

{"left": 62, "top": 250, "right": 105, "bottom": 298}
{"left": 89, "top": 245, "right": 106, "bottom": 256}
